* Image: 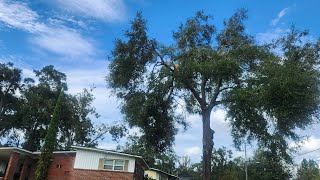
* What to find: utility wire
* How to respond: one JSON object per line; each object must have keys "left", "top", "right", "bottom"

{"left": 294, "top": 147, "right": 320, "bottom": 157}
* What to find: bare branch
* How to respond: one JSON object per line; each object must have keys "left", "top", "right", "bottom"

{"left": 208, "top": 79, "right": 222, "bottom": 110}
{"left": 185, "top": 81, "right": 205, "bottom": 108}
{"left": 219, "top": 85, "right": 237, "bottom": 93}
{"left": 201, "top": 76, "right": 207, "bottom": 102}
{"left": 151, "top": 43, "right": 174, "bottom": 72}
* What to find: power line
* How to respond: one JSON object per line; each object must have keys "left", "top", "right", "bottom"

{"left": 294, "top": 147, "right": 320, "bottom": 157}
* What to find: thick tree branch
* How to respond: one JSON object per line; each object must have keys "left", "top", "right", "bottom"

{"left": 201, "top": 76, "right": 207, "bottom": 103}
{"left": 219, "top": 85, "right": 237, "bottom": 93}
{"left": 185, "top": 81, "right": 205, "bottom": 108}
{"left": 208, "top": 79, "right": 222, "bottom": 110}
{"left": 152, "top": 44, "right": 174, "bottom": 72}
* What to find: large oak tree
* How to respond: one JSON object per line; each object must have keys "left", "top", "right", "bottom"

{"left": 108, "top": 10, "right": 320, "bottom": 179}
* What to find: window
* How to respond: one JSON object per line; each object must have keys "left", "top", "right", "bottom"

{"left": 103, "top": 159, "right": 125, "bottom": 171}
{"left": 104, "top": 160, "right": 113, "bottom": 170}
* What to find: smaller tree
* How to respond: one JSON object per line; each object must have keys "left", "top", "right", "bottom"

{"left": 247, "top": 149, "right": 292, "bottom": 180}
{"left": 210, "top": 147, "right": 246, "bottom": 180}
{"left": 34, "top": 90, "right": 64, "bottom": 180}
{"left": 176, "top": 156, "right": 202, "bottom": 179}
{"left": 119, "top": 134, "right": 177, "bottom": 173}
{"left": 296, "top": 159, "right": 320, "bottom": 180}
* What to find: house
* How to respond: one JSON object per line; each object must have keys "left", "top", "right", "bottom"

{"left": 0, "top": 146, "right": 149, "bottom": 180}
{"left": 145, "top": 168, "right": 180, "bottom": 180}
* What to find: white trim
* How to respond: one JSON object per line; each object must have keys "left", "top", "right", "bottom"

{"left": 0, "top": 147, "right": 33, "bottom": 155}
{"left": 0, "top": 147, "right": 76, "bottom": 156}
{"left": 103, "top": 159, "right": 125, "bottom": 171}
{"left": 32, "top": 151, "right": 76, "bottom": 154}
{"left": 71, "top": 146, "right": 142, "bottom": 158}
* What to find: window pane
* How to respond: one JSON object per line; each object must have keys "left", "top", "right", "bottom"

{"left": 114, "top": 160, "right": 124, "bottom": 166}
{"left": 114, "top": 166, "right": 124, "bottom": 170}
{"left": 104, "top": 160, "right": 113, "bottom": 165}
{"left": 103, "top": 165, "right": 113, "bottom": 170}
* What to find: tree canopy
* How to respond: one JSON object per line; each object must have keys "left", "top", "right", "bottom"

{"left": 0, "top": 63, "right": 120, "bottom": 151}
{"left": 296, "top": 159, "right": 320, "bottom": 180}
{"left": 108, "top": 9, "right": 320, "bottom": 179}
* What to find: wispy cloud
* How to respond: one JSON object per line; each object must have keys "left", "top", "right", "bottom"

{"left": 55, "top": 0, "right": 126, "bottom": 22}
{"left": 0, "top": 0, "right": 45, "bottom": 33}
{"left": 184, "top": 146, "right": 201, "bottom": 156}
{"left": 0, "top": 0, "right": 96, "bottom": 58}
{"left": 292, "top": 136, "right": 320, "bottom": 163}
{"left": 30, "top": 28, "right": 96, "bottom": 57}
{"left": 271, "top": 7, "right": 289, "bottom": 26}
{"left": 256, "top": 28, "right": 289, "bottom": 44}
{"left": 297, "top": 136, "right": 320, "bottom": 152}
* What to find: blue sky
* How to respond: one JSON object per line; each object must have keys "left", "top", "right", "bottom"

{"left": 1, "top": 0, "right": 320, "bottom": 164}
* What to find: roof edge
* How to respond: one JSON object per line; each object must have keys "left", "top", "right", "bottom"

{"left": 149, "top": 168, "right": 180, "bottom": 178}
{"left": 0, "top": 147, "right": 33, "bottom": 155}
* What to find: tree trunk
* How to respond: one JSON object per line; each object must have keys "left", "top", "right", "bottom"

{"left": 202, "top": 109, "right": 214, "bottom": 180}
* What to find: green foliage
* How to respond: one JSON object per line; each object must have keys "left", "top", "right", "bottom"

{"left": 176, "top": 156, "right": 202, "bottom": 180}
{"left": 225, "top": 29, "right": 320, "bottom": 164}
{"left": 108, "top": 12, "right": 182, "bottom": 152}
{"left": 175, "top": 146, "right": 293, "bottom": 180}
{"left": 0, "top": 64, "right": 119, "bottom": 151}
{"left": 296, "top": 159, "right": 320, "bottom": 180}
{"left": 0, "top": 63, "right": 22, "bottom": 137}
{"left": 119, "top": 134, "right": 177, "bottom": 173}
{"left": 34, "top": 90, "right": 64, "bottom": 180}
{"left": 17, "top": 66, "right": 101, "bottom": 151}
{"left": 247, "top": 149, "right": 292, "bottom": 180}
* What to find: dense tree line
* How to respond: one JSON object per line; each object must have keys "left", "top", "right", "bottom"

{"left": 296, "top": 159, "right": 320, "bottom": 180}
{"left": 0, "top": 63, "right": 121, "bottom": 151}
{"left": 151, "top": 146, "right": 318, "bottom": 180}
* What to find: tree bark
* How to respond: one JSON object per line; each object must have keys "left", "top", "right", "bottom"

{"left": 202, "top": 109, "right": 214, "bottom": 180}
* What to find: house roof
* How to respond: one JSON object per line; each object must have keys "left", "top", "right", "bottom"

{"left": 0, "top": 147, "right": 33, "bottom": 155}
{"left": 149, "top": 168, "right": 181, "bottom": 179}
{"left": 0, "top": 147, "right": 77, "bottom": 155}
{"left": 71, "top": 146, "right": 149, "bottom": 169}
{"left": 0, "top": 146, "right": 150, "bottom": 169}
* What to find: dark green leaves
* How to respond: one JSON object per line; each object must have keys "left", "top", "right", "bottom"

{"left": 109, "top": 12, "right": 156, "bottom": 91}
{"left": 173, "top": 11, "right": 215, "bottom": 49}
{"left": 108, "top": 12, "right": 186, "bottom": 153}
{"left": 217, "top": 8, "right": 253, "bottom": 50}
{"left": 297, "top": 159, "right": 320, "bottom": 180}
{"left": 224, "top": 30, "right": 320, "bottom": 164}
{"left": 0, "top": 63, "right": 22, "bottom": 136}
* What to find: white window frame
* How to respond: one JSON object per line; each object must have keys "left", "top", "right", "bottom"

{"left": 103, "top": 159, "right": 125, "bottom": 171}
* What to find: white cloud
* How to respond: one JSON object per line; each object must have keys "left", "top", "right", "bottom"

{"left": 98, "top": 142, "right": 118, "bottom": 150}
{"left": 176, "top": 132, "right": 198, "bottom": 141}
{"left": 211, "top": 108, "right": 227, "bottom": 125}
{"left": 184, "top": 146, "right": 201, "bottom": 156}
{"left": 0, "top": 0, "right": 96, "bottom": 58}
{"left": 0, "top": 0, "right": 45, "bottom": 33}
{"left": 62, "top": 61, "right": 122, "bottom": 120}
{"left": 30, "top": 28, "right": 96, "bottom": 58}
{"left": 299, "top": 136, "right": 320, "bottom": 152}
{"left": 271, "top": 7, "right": 289, "bottom": 26}
{"left": 56, "top": 0, "right": 126, "bottom": 22}
{"left": 292, "top": 136, "right": 320, "bottom": 164}
{"left": 256, "top": 28, "right": 288, "bottom": 44}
